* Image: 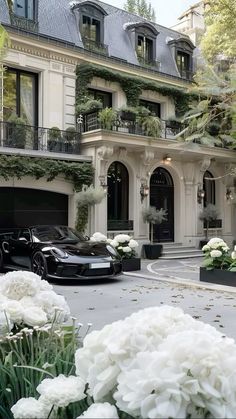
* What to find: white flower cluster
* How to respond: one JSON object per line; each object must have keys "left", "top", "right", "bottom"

{"left": 75, "top": 305, "right": 236, "bottom": 418}
{"left": 11, "top": 374, "right": 86, "bottom": 418}
{"left": 90, "top": 232, "right": 139, "bottom": 259}
{"left": 202, "top": 237, "right": 229, "bottom": 258}
{"left": 0, "top": 271, "right": 70, "bottom": 329}
{"left": 77, "top": 402, "right": 119, "bottom": 418}
{"left": 232, "top": 245, "right": 236, "bottom": 260}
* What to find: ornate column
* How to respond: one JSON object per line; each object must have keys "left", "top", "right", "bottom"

{"left": 182, "top": 162, "right": 197, "bottom": 245}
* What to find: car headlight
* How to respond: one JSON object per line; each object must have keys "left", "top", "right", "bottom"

{"left": 106, "top": 244, "right": 119, "bottom": 258}
{"left": 51, "top": 247, "right": 68, "bottom": 259}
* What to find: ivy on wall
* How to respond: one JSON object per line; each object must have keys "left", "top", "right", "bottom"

{"left": 76, "top": 63, "right": 195, "bottom": 115}
{"left": 0, "top": 155, "right": 94, "bottom": 192}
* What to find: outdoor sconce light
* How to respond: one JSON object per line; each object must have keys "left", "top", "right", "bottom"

{"left": 140, "top": 183, "right": 149, "bottom": 203}
{"left": 197, "top": 186, "right": 205, "bottom": 204}
{"left": 226, "top": 188, "right": 233, "bottom": 201}
{"left": 100, "top": 179, "right": 108, "bottom": 193}
{"left": 163, "top": 155, "right": 172, "bottom": 163}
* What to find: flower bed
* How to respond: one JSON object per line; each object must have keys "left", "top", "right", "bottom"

{"left": 201, "top": 237, "right": 236, "bottom": 285}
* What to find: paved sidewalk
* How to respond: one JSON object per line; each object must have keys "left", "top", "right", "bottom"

{"left": 125, "top": 257, "right": 236, "bottom": 294}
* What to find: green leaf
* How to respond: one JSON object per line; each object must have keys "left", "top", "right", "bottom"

{"left": 203, "top": 257, "right": 214, "bottom": 267}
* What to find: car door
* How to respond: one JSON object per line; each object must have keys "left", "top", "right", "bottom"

{"left": 0, "top": 229, "right": 19, "bottom": 267}
{"left": 8, "top": 228, "right": 32, "bottom": 269}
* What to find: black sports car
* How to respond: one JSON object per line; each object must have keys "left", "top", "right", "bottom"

{"left": 0, "top": 226, "right": 122, "bottom": 280}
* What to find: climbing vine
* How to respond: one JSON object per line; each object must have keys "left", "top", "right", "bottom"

{"left": 0, "top": 155, "right": 94, "bottom": 192}
{"left": 76, "top": 63, "right": 195, "bottom": 115}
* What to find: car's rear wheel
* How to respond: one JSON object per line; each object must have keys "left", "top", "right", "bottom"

{"left": 32, "top": 251, "right": 47, "bottom": 279}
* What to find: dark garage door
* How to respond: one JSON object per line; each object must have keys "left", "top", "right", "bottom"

{"left": 0, "top": 188, "right": 68, "bottom": 227}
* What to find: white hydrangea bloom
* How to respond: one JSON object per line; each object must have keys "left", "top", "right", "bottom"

{"left": 207, "top": 238, "right": 224, "bottom": 246}
{"left": 2, "top": 300, "right": 24, "bottom": 323}
{"left": 107, "top": 238, "right": 112, "bottom": 244}
{"left": 75, "top": 306, "right": 222, "bottom": 401}
{"left": 77, "top": 403, "right": 119, "bottom": 418}
{"left": 122, "top": 246, "right": 132, "bottom": 253}
{"left": 11, "top": 397, "right": 52, "bottom": 419}
{"left": 34, "top": 291, "right": 70, "bottom": 322}
{"left": 91, "top": 232, "right": 107, "bottom": 242}
{"left": 202, "top": 244, "right": 210, "bottom": 251}
{"left": 210, "top": 250, "right": 222, "bottom": 258}
{"left": 128, "top": 239, "right": 138, "bottom": 248}
{"left": 210, "top": 241, "right": 227, "bottom": 250}
{"left": 114, "top": 330, "right": 236, "bottom": 419}
{"left": 110, "top": 239, "right": 119, "bottom": 248}
{"left": 37, "top": 374, "right": 86, "bottom": 407}
{"left": 114, "top": 234, "right": 131, "bottom": 243}
{"left": 23, "top": 307, "right": 47, "bottom": 327}
{"left": 0, "top": 271, "right": 41, "bottom": 300}
{"left": 232, "top": 251, "right": 236, "bottom": 260}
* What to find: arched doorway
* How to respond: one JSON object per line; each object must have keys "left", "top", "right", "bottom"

{"left": 150, "top": 167, "right": 174, "bottom": 242}
{"left": 107, "top": 161, "right": 129, "bottom": 230}
{"left": 203, "top": 171, "right": 215, "bottom": 207}
{"left": 0, "top": 188, "right": 68, "bottom": 228}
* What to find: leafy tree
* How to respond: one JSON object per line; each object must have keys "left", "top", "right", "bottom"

{"left": 177, "top": 66, "right": 236, "bottom": 147}
{"left": 124, "top": 0, "right": 156, "bottom": 21}
{"left": 199, "top": 204, "right": 219, "bottom": 240}
{"left": 201, "top": 0, "right": 236, "bottom": 62}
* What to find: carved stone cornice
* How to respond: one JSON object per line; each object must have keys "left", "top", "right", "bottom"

{"left": 140, "top": 149, "right": 155, "bottom": 166}
{"left": 97, "top": 145, "right": 114, "bottom": 161}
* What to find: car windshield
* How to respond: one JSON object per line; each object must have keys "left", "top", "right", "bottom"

{"left": 32, "top": 226, "right": 85, "bottom": 243}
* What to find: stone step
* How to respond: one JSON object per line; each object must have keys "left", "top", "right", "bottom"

{"left": 162, "top": 248, "right": 201, "bottom": 255}
{"left": 162, "top": 246, "right": 198, "bottom": 252}
{"left": 160, "top": 250, "right": 203, "bottom": 260}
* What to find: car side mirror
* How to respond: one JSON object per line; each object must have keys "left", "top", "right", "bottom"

{"left": 85, "top": 235, "right": 90, "bottom": 241}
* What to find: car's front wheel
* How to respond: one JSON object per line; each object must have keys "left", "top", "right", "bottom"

{"left": 32, "top": 251, "right": 47, "bottom": 279}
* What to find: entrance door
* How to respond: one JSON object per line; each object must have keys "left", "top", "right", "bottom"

{"left": 150, "top": 167, "right": 174, "bottom": 242}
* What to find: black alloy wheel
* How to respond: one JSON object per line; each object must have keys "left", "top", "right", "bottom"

{"left": 32, "top": 251, "right": 47, "bottom": 278}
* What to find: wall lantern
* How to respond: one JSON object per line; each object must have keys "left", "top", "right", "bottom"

{"left": 226, "top": 188, "right": 233, "bottom": 201}
{"left": 140, "top": 183, "right": 149, "bottom": 202}
{"left": 163, "top": 155, "right": 172, "bottom": 163}
{"left": 100, "top": 179, "right": 108, "bottom": 193}
{"left": 197, "top": 186, "right": 205, "bottom": 204}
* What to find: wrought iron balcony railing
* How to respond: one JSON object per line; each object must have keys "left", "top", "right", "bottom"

{"left": 81, "top": 110, "right": 184, "bottom": 140}
{"left": 10, "top": 13, "right": 39, "bottom": 32}
{"left": 82, "top": 37, "right": 108, "bottom": 55}
{"left": 0, "top": 121, "right": 81, "bottom": 155}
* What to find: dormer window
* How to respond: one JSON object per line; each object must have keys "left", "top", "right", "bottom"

{"left": 123, "top": 22, "right": 159, "bottom": 68}
{"left": 13, "top": 0, "right": 36, "bottom": 20}
{"left": 82, "top": 15, "right": 101, "bottom": 44}
{"left": 176, "top": 51, "right": 190, "bottom": 79}
{"left": 10, "top": 0, "right": 38, "bottom": 31}
{"left": 137, "top": 35, "right": 153, "bottom": 65}
{"left": 167, "top": 37, "right": 195, "bottom": 80}
{"left": 71, "top": 1, "right": 108, "bottom": 54}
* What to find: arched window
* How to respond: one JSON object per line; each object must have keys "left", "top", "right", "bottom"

{"left": 203, "top": 171, "right": 215, "bottom": 207}
{"left": 107, "top": 161, "right": 129, "bottom": 224}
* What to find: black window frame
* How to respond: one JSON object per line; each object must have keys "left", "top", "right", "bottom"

{"left": 176, "top": 51, "right": 191, "bottom": 78}
{"left": 135, "top": 30, "right": 156, "bottom": 65}
{"left": 4, "top": 67, "right": 38, "bottom": 127}
{"left": 139, "top": 99, "right": 161, "bottom": 117}
{"left": 203, "top": 171, "right": 216, "bottom": 207}
{"left": 88, "top": 88, "right": 112, "bottom": 108}
{"left": 78, "top": 4, "right": 107, "bottom": 47}
{"left": 13, "top": 0, "right": 37, "bottom": 20}
{"left": 107, "top": 161, "right": 129, "bottom": 222}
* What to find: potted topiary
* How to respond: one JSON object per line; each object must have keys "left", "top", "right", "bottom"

{"left": 199, "top": 204, "right": 220, "bottom": 249}
{"left": 48, "top": 127, "right": 61, "bottom": 152}
{"left": 76, "top": 185, "right": 107, "bottom": 233}
{"left": 142, "top": 206, "right": 168, "bottom": 259}
{"left": 98, "top": 107, "right": 117, "bottom": 130}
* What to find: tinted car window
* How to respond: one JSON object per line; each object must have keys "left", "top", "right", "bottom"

{"left": 32, "top": 226, "right": 85, "bottom": 243}
{"left": 0, "top": 229, "right": 19, "bottom": 240}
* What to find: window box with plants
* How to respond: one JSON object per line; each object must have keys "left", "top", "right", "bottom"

{"left": 200, "top": 238, "right": 236, "bottom": 286}
{"left": 199, "top": 204, "right": 220, "bottom": 249}
{"left": 142, "top": 206, "right": 167, "bottom": 259}
{"left": 90, "top": 232, "right": 140, "bottom": 271}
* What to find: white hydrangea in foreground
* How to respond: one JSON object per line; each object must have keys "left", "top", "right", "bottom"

{"left": 36, "top": 374, "right": 86, "bottom": 407}
{"left": 210, "top": 250, "right": 222, "bottom": 258}
{"left": 77, "top": 402, "right": 119, "bottom": 418}
{"left": 0, "top": 271, "right": 70, "bottom": 327}
{"left": 90, "top": 232, "right": 107, "bottom": 242}
{"left": 114, "top": 330, "right": 236, "bottom": 418}
{"left": 11, "top": 397, "right": 51, "bottom": 419}
{"left": 75, "top": 306, "right": 222, "bottom": 401}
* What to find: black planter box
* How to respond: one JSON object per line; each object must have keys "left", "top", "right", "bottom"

{"left": 200, "top": 267, "right": 236, "bottom": 286}
{"left": 122, "top": 258, "right": 141, "bottom": 271}
{"left": 143, "top": 244, "right": 163, "bottom": 259}
{"left": 119, "top": 110, "right": 136, "bottom": 121}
